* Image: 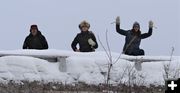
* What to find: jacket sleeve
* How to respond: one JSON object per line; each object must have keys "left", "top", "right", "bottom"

{"left": 71, "top": 34, "right": 79, "bottom": 51}
{"left": 91, "top": 33, "right": 98, "bottom": 49}
{"left": 116, "top": 24, "right": 128, "bottom": 36}
{"left": 23, "top": 37, "right": 28, "bottom": 49}
{"left": 41, "top": 36, "right": 48, "bottom": 49}
{"left": 140, "top": 28, "right": 153, "bottom": 39}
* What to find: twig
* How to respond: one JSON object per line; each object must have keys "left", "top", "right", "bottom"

{"left": 97, "top": 35, "right": 111, "bottom": 63}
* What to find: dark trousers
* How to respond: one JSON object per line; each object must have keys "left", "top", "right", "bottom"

{"left": 125, "top": 49, "right": 145, "bottom": 56}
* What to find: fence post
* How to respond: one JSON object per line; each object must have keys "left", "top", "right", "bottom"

{"left": 58, "top": 56, "right": 67, "bottom": 72}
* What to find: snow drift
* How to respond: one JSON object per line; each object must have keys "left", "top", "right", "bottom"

{"left": 0, "top": 49, "right": 179, "bottom": 86}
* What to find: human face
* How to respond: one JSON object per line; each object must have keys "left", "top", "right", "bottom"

{"left": 134, "top": 26, "right": 139, "bottom": 32}
{"left": 31, "top": 28, "right": 38, "bottom": 36}
{"left": 81, "top": 26, "right": 89, "bottom": 32}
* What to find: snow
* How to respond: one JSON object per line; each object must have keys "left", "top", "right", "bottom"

{"left": 0, "top": 49, "right": 179, "bottom": 86}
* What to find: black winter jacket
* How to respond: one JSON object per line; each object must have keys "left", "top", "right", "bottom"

{"left": 116, "top": 24, "right": 152, "bottom": 54}
{"left": 23, "top": 31, "right": 48, "bottom": 49}
{"left": 71, "top": 31, "right": 98, "bottom": 52}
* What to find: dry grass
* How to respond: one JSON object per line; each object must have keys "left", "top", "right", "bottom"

{"left": 0, "top": 80, "right": 165, "bottom": 93}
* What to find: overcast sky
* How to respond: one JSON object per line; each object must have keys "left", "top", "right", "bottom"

{"left": 0, "top": 0, "right": 179, "bottom": 55}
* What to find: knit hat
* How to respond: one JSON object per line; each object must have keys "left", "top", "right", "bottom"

{"left": 133, "top": 22, "right": 140, "bottom": 28}
{"left": 79, "top": 20, "right": 90, "bottom": 29}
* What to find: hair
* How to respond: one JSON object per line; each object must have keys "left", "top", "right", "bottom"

{"left": 132, "top": 29, "right": 141, "bottom": 36}
{"left": 79, "top": 20, "right": 90, "bottom": 29}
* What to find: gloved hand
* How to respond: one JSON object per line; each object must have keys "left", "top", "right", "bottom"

{"left": 88, "top": 38, "right": 96, "bottom": 46}
{"left": 116, "top": 16, "right": 120, "bottom": 25}
{"left": 149, "top": 20, "right": 154, "bottom": 28}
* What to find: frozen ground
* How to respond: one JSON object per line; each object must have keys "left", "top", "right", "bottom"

{"left": 0, "top": 49, "right": 179, "bottom": 86}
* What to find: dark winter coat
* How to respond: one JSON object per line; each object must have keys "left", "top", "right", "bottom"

{"left": 23, "top": 31, "right": 48, "bottom": 49}
{"left": 116, "top": 24, "right": 152, "bottom": 56}
{"left": 71, "top": 31, "right": 98, "bottom": 52}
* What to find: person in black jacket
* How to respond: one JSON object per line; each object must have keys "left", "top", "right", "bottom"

{"left": 23, "top": 24, "right": 48, "bottom": 49}
{"left": 71, "top": 20, "right": 98, "bottom": 52}
{"left": 115, "top": 16, "right": 153, "bottom": 56}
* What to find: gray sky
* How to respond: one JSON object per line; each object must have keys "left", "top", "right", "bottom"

{"left": 0, "top": 0, "right": 179, "bottom": 55}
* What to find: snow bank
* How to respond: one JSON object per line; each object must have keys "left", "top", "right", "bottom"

{"left": 0, "top": 49, "right": 179, "bottom": 86}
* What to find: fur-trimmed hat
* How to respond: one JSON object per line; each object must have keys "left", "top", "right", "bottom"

{"left": 133, "top": 22, "right": 140, "bottom": 28}
{"left": 79, "top": 20, "right": 90, "bottom": 29}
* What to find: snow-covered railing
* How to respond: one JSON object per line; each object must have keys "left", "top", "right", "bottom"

{"left": 120, "top": 55, "right": 171, "bottom": 62}
{"left": 0, "top": 54, "right": 67, "bottom": 62}
{"left": 0, "top": 50, "right": 68, "bottom": 72}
